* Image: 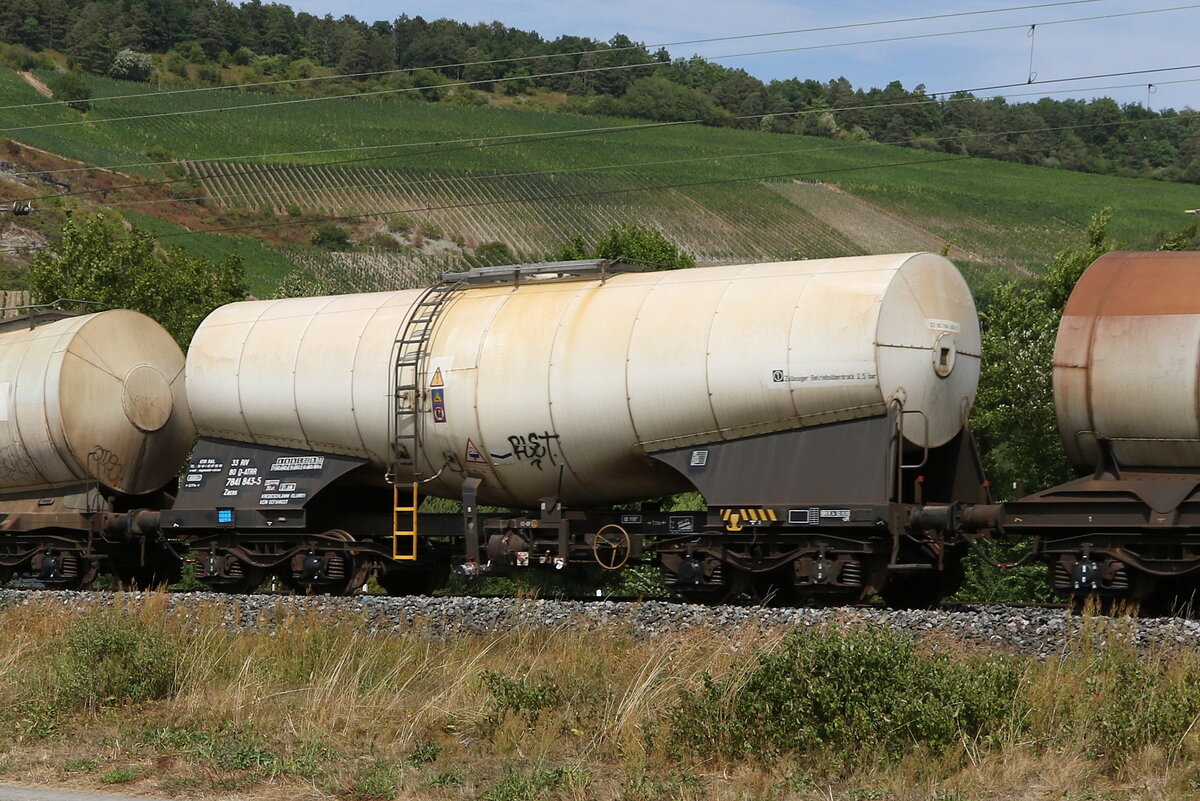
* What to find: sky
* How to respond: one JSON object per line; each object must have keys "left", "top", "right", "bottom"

{"left": 284, "top": 0, "right": 1200, "bottom": 111}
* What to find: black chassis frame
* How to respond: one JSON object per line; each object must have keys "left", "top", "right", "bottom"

{"left": 155, "top": 407, "right": 989, "bottom": 602}
{"left": 989, "top": 444, "right": 1200, "bottom": 602}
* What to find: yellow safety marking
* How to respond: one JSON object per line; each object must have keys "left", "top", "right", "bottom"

{"left": 392, "top": 481, "right": 420, "bottom": 560}
{"left": 719, "top": 507, "right": 777, "bottom": 530}
{"left": 430, "top": 368, "right": 444, "bottom": 387}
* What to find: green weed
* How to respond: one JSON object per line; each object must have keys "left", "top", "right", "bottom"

{"left": 99, "top": 766, "right": 139, "bottom": 783}
{"left": 349, "top": 759, "right": 402, "bottom": 800}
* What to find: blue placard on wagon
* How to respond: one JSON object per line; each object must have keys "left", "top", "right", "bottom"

{"left": 431, "top": 387, "right": 447, "bottom": 423}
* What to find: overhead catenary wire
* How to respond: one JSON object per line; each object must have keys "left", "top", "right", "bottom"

{"left": 0, "top": 0, "right": 1125, "bottom": 114}
{"left": 9, "top": 69, "right": 1200, "bottom": 207}
{"left": 2, "top": 3, "right": 1199, "bottom": 136}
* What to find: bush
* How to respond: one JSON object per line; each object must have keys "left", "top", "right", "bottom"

{"left": 555, "top": 223, "right": 696, "bottom": 270}
{"left": 167, "top": 51, "right": 188, "bottom": 77}
{"left": 469, "top": 240, "right": 515, "bottom": 267}
{"left": 108, "top": 49, "right": 153, "bottom": 82}
{"left": 53, "top": 612, "right": 179, "bottom": 710}
{"left": 47, "top": 72, "right": 93, "bottom": 112}
{"left": 671, "top": 628, "right": 1019, "bottom": 760}
{"left": 482, "top": 669, "right": 562, "bottom": 727}
{"left": 310, "top": 223, "right": 351, "bottom": 250}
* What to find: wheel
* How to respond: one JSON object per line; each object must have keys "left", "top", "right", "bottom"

{"left": 285, "top": 551, "right": 369, "bottom": 595}
{"left": 678, "top": 569, "right": 749, "bottom": 605}
{"left": 38, "top": 551, "right": 93, "bottom": 590}
{"left": 199, "top": 556, "right": 265, "bottom": 594}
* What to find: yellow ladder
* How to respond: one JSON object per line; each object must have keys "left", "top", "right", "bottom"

{"left": 392, "top": 481, "right": 419, "bottom": 560}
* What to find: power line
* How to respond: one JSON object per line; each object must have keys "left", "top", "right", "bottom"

{"left": 0, "top": 0, "right": 1117, "bottom": 114}
{"left": 10, "top": 68, "right": 1200, "bottom": 207}
{"left": 3, "top": 3, "right": 1198, "bottom": 136}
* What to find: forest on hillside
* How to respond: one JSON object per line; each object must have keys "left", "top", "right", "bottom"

{"left": 0, "top": 0, "right": 1198, "bottom": 184}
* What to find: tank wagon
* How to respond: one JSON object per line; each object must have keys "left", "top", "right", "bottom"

{"left": 0, "top": 306, "right": 194, "bottom": 587}
{"left": 986, "top": 251, "right": 1200, "bottom": 610}
{"left": 171, "top": 253, "right": 988, "bottom": 604}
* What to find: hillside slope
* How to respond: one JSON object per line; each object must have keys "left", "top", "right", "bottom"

{"left": 1, "top": 67, "right": 1196, "bottom": 294}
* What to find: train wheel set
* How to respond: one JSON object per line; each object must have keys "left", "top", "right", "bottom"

{"left": 3, "top": 251, "right": 1200, "bottom": 612}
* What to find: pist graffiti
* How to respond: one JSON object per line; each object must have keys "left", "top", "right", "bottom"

{"left": 504, "top": 431, "right": 561, "bottom": 471}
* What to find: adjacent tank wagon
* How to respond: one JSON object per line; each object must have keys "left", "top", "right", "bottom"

{"left": 990, "top": 251, "right": 1200, "bottom": 610}
{"left": 0, "top": 307, "right": 194, "bottom": 587}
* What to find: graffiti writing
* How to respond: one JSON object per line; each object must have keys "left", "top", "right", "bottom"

{"left": 90, "top": 445, "right": 124, "bottom": 485}
{"left": 505, "top": 431, "right": 561, "bottom": 471}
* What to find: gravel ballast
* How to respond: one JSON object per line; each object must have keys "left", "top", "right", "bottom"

{"left": 2, "top": 589, "right": 1196, "bottom": 659}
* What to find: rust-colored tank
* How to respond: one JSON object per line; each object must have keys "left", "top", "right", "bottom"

{"left": 1055, "top": 250, "right": 1200, "bottom": 469}
{"left": 0, "top": 310, "right": 194, "bottom": 495}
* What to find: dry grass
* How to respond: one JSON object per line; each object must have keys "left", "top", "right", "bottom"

{"left": 1, "top": 595, "right": 1199, "bottom": 800}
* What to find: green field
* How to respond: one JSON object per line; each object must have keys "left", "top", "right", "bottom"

{"left": 2, "top": 67, "right": 1196, "bottom": 289}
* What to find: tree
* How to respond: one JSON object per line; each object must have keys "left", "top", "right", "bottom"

{"left": 555, "top": 223, "right": 695, "bottom": 270}
{"left": 28, "top": 213, "right": 246, "bottom": 347}
{"left": 620, "top": 76, "right": 724, "bottom": 123}
{"left": 108, "top": 49, "right": 153, "bottom": 82}
{"left": 972, "top": 208, "right": 1116, "bottom": 497}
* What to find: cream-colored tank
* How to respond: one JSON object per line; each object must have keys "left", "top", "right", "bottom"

{"left": 187, "top": 253, "right": 980, "bottom": 507}
{"left": 1055, "top": 250, "right": 1200, "bottom": 469}
{"left": 0, "top": 310, "right": 194, "bottom": 495}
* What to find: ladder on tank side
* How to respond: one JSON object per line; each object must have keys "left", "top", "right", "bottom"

{"left": 388, "top": 278, "right": 464, "bottom": 561}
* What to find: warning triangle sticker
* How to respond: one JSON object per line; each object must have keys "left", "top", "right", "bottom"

{"left": 430, "top": 368, "right": 444, "bottom": 387}
{"left": 464, "top": 438, "right": 487, "bottom": 464}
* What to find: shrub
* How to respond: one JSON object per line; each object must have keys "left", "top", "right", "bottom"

{"left": 310, "top": 223, "right": 351, "bottom": 250}
{"left": 482, "top": 670, "right": 561, "bottom": 727}
{"left": 166, "top": 51, "right": 188, "bottom": 77}
{"left": 47, "top": 72, "right": 93, "bottom": 112}
{"left": 470, "top": 241, "right": 515, "bottom": 267}
{"left": 670, "top": 628, "right": 1019, "bottom": 760}
{"left": 108, "top": 49, "right": 153, "bottom": 82}
{"left": 53, "top": 612, "right": 179, "bottom": 710}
